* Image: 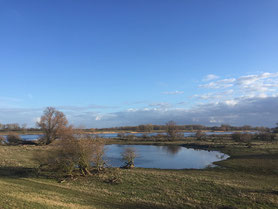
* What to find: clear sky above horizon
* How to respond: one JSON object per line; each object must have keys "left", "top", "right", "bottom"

{"left": 0, "top": 0, "right": 278, "bottom": 128}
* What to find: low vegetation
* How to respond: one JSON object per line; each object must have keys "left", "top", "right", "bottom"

{"left": 121, "top": 147, "right": 137, "bottom": 169}
{"left": 0, "top": 138, "right": 277, "bottom": 209}
{"left": 6, "top": 133, "right": 23, "bottom": 146}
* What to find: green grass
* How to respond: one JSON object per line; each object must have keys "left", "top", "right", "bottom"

{"left": 0, "top": 139, "right": 278, "bottom": 209}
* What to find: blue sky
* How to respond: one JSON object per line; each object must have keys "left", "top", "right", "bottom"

{"left": 0, "top": 0, "right": 278, "bottom": 127}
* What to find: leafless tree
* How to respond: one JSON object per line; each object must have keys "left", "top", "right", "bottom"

{"left": 35, "top": 128, "right": 106, "bottom": 177}
{"left": 6, "top": 133, "right": 23, "bottom": 145}
{"left": 121, "top": 147, "right": 136, "bottom": 169}
{"left": 137, "top": 124, "right": 153, "bottom": 133}
{"left": 0, "top": 135, "right": 5, "bottom": 145}
{"left": 195, "top": 130, "right": 206, "bottom": 141}
{"left": 145, "top": 124, "right": 153, "bottom": 133}
{"left": 21, "top": 123, "right": 27, "bottom": 133}
{"left": 90, "top": 139, "right": 106, "bottom": 172}
{"left": 37, "top": 107, "right": 68, "bottom": 144}
{"left": 166, "top": 120, "right": 178, "bottom": 140}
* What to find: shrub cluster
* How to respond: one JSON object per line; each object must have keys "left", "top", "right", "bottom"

{"left": 232, "top": 133, "right": 253, "bottom": 142}
{"left": 0, "top": 135, "right": 5, "bottom": 145}
{"left": 6, "top": 133, "right": 23, "bottom": 145}
{"left": 35, "top": 134, "right": 105, "bottom": 177}
{"left": 255, "top": 132, "right": 277, "bottom": 141}
{"left": 231, "top": 132, "right": 277, "bottom": 142}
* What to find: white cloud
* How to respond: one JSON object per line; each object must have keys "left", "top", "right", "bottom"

{"left": 162, "top": 91, "right": 184, "bottom": 95}
{"left": 1, "top": 95, "right": 278, "bottom": 128}
{"left": 149, "top": 102, "right": 172, "bottom": 108}
{"left": 1, "top": 72, "right": 278, "bottom": 128}
{"left": 236, "top": 73, "right": 278, "bottom": 94}
{"left": 224, "top": 99, "right": 238, "bottom": 106}
{"left": 203, "top": 74, "right": 219, "bottom": 81}
{"left": 95, "top": 115, "right": 102, "bottom": 121}
{"left": 194, "top": 90, "right": 234, "bottom": 101}
{"left": 199, "top": 72, "right": 278, "bottom": 103}
{"left": 200, "top": 78, "right": 235, "bottom": 89}
{"left": 78, "top": 96, "right": 278, "bottom": 127}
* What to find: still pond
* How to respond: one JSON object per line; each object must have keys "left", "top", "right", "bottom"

{"left": 104, "top": 144, "right": 229, "bottom": 169}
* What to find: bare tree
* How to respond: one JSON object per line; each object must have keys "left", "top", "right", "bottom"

{"left": 121, "top": 147, "right": 136, "bottom": 169}
{"left": 145, "top": 124, "right": 153, "bottom": 133}
{"left": 137, "top": 124, "right": 153, "bottom": 133}
{"left": 21, "top": 123, "right": 27, "bottom": 134}
{"left": 90, "top": 139, "right": 106, "bottom": 172}
{"left": 37, "top": 107, "right": 68, "bottom": 144}
{"left": 195, "top": 130, "right": 206, "bottom": 141}
{"left": 6, "top": 133, "right": 23, "bottom": 145}
{"left": 0, "top": 135, "right": 5, "bottom": 145}
{"left": 35, "top": 133, "right": 106, "bottom": 177}
{"left": 166, "top": 120, "right": 178, "bottom": 140}
{"left": 35, "top": 125, "right": 107, "bottom": 177}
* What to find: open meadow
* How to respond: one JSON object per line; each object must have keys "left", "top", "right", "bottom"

{"left": 0, "top": 138, "right": 277, "bottom": 209}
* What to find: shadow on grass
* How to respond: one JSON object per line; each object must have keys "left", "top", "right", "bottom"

{"left": 0, "top": 166, "right": 38, "bottom": 178}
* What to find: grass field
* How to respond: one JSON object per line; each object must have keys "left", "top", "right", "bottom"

{"left": 0, "top": 139, "right": 277, "bottom": 209}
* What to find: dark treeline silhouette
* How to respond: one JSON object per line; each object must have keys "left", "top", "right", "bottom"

{"left": 0, "top": 123, "right": 40, "bottom": 132}
{"left": 93, "top": 124, "right": 270, "bottom": 132}
{"left": 0, "top": 122, "right": 275, "bottom": 133}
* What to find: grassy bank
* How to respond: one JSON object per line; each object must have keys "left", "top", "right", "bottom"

{"left": 0, "top": 139, "right": 277, "bottom": 209}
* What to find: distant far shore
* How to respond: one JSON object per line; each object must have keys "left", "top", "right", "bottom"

{"left": 0, "top": 129, "right": 257, "bottom": 135}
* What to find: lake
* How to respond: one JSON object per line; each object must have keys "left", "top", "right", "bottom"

{"left": 104, "top": 144, "right": 229, "bottom": 169}
{"left": 1, "top": 131, "right": 253, "bottom": 141}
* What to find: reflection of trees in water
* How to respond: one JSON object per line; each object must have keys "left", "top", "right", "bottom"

{"left": 160, "top": 146, "right": 182, "bottom": 155}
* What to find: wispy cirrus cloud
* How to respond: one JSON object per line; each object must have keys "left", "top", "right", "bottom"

{"left": 149, "top": 102, "right": 172, "bottom": 108}
{"left": 193, "top": 90, "right": 234, "bottom": 101}
{"left": 162, "top": 91, "right": 184, "bottom": 95}
{"left": 202, "top": 74, "right": 219, "bottom": 81}
{"left": 198, "top": 72, "right": 278, "bottom": 103}
{"left": 199, "top": 78, "right": 235, "bottom": 89}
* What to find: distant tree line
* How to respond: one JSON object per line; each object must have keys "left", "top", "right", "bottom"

{"left": 93, "top": 124, "right": 270, "bottom": 132}
{"left": 0, "top": 120, "right": 276, "bottom": 134}
{"left": 0, "top": 123, "right": 40, "bottom": 132}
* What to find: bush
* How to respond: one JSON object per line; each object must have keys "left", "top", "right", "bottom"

{"left": 195, "top": 130, "right": 206, "bottom": 141}
{"left": 154, "top": 134, "right": 167, "bottom": 141}
{"left": 35, "top": 137, "right": 79, "bottom": 177}
{"left": 121, "top": 147, "right": 137, "bottom": 169}
{"left": 232, "top": 133, "right": 253, "bottom": 142}
{"left": 117, "top": 133, "right": 126, "bottom": 139}
{"left": 0, "top": 135, "right": 5, "bottom": 145}
{"left": 99, "top": 168, "right": 122, "bottom": 184}
{"left": 6, "top": 133, "right": 23, "bottom": 145}
{"left": 166, "top": 121, "right": 178, "bottom": 140}
{"left": 90, "top": 139, "right": 106, "bottom": 172}
{"left": 256, "top": 132, "right": 276, "bottom": 141}
{"left": 35, "top": 130, "right": 106, "bottom": 177}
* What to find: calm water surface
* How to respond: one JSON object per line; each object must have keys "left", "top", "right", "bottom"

{"left": 104, "top": 144, "right": 229, "bottom": 169}
{"left": 1, "top": 131, "right": 254, "bottom": 140}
